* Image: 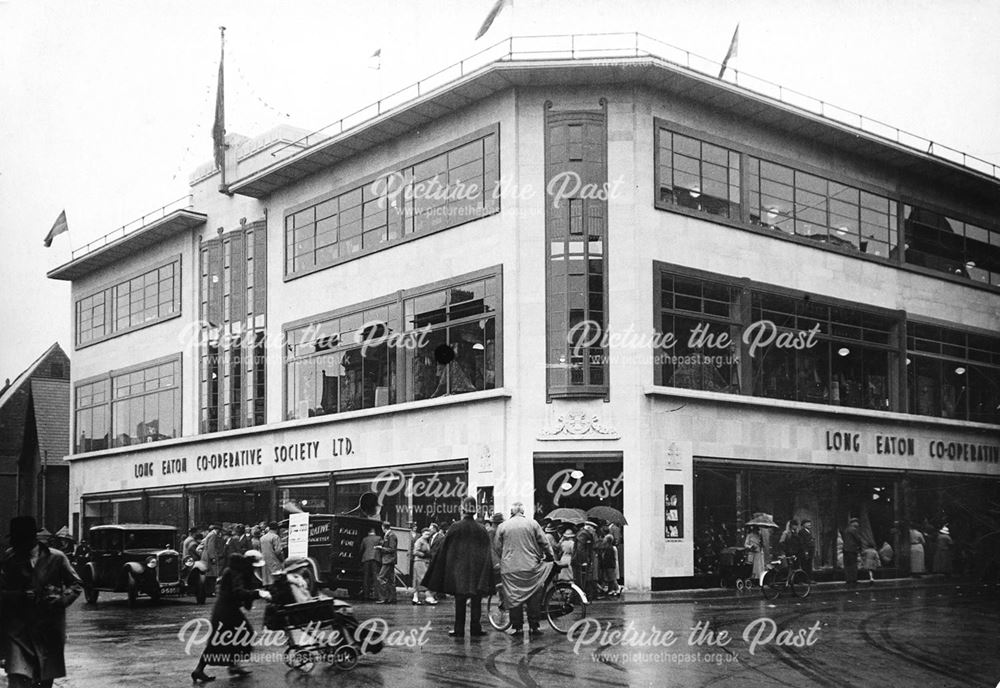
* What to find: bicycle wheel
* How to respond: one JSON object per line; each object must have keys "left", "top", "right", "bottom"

{"left": 487, "top": 587, "right": 510, "bottom": 631}
{"left": 544, "top": 583, "right": 587, "bottom": 634}
{"left": 790, "top": 569, "right": 811, "bottom": 599}
{"left": 761, "top": 570, "right": 782, "bottom": 600}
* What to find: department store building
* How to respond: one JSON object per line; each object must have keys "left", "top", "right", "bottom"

{"left": 50, "top": 36, "right": 999, "bottom": 589}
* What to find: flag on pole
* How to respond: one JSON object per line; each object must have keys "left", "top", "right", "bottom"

{"left": 718, "top": 23, "right": 739, "bottom": 79}
{"left": 475, "top": 0, "right": 512, "bottom": 40}
{"left": 212, "top": 28, "right": 227, "bottom": 170}
{"left": 369, "top": 48, "right": 382, "bottom": 70}
{"left": 43, "top": 210, "right": 69, "bottom": 248}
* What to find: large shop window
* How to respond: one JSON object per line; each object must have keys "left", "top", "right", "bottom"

{"left": 285, "top": 127, "right": 499, "bottom": 277}
{"left": 903, "top": 205, "right": 1000, "bottom": 287}
{"left": 332, "top": 464, "right": 468, "bottom": 529}
{"left": 200, "top": 223, "right": 267, "bottom": 433}
{"left": 75, "top": 258, "right": 180, "bottom": 347}
{"left": 546, "top": 108, "right": 609, "bottom": 397}
{"left": 656, "top": 130, "right": 740, "bottom": 219}
{"left": 655, "top": 266, "right": 901, "bottom": 411}
{"left": 907, "top": 323, "right": 1000, "bottom": 424}
{"left": 74, "top": 356, "right": 182, "bottom": 452}
{"left": 285, "top": 269, "right": 499, "bottom": 421}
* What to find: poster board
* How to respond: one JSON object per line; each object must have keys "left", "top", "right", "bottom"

{"left": 288, "top": 512, "right": 310, "bottom": 558}
{"left": 664, "top": 485, "right": 683, "bottom": 539}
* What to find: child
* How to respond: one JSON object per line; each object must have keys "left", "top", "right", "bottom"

{"left": 860, "top": 545, "right": 880, "bottom": 583}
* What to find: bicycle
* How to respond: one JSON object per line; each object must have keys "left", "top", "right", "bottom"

{"left": 760, "top": 554, "right": 811, "bottom": 600}
{"left": 487, "top": 562, "right": 589, "bottom": 634}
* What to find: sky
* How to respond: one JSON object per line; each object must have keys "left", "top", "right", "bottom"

{"left": 1, "top": 0, "right": 998, "bottom": 379}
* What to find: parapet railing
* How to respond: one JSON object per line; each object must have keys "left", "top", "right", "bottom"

{"left": 70, "top": 195, "right": 195, "bottom": 260}
{"left": 270, "top": 31, "right": 999, "bottom": 181}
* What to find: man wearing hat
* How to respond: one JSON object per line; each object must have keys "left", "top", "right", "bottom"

{"left": 573, "top": 520, "right": 598, "bottom": 600}
{"left": 1, "top": 516, "right": 83, "bottom": 688}
{"left": 842, "top": 517, "right": 863, "bottom": 588}
{"left": 423, "top": 497, "right": 492, "bottom": 637}
{"left": 374, "top": 520, "right": 398, "bottom": 604}
{"left": 200, "top": 523, "right": 225, "bottom": 594}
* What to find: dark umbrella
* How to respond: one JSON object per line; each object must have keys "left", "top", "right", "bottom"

{"left": 587, "top": 506, "right": 628, "bottom": 526}
{"left": 545, "top": 508, "right": 587, "bottom": 523}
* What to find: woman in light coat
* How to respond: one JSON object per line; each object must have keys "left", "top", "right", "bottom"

{"left": 411, "top": 529, "right": 434, "bottom": 604}
{"left": 744, "top": 525, "right": 766, "bottom": 580}
{"left": 909, "top": 524, "right": 926, "bottom": 576}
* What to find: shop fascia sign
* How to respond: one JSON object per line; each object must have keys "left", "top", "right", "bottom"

{"left": 129, "top": 433, "right": 356, "bottom": 481}
{"left": 825, "top": 428, "right": 999, "bottom": 465}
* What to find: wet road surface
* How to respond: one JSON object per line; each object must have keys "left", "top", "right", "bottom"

{"left": 24, "top": 583, "right": 1000, "bottom": 688}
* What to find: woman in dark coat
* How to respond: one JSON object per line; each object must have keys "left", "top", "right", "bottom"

{"left": 191, "top": 550, "right": 270, "bottom": 682}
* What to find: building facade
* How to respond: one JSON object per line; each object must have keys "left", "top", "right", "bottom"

{"left": 50, "top": 38, "right": 999, "bottom": 589}
{"left": 0, "top": 343, "right": 71, "bottom": 536}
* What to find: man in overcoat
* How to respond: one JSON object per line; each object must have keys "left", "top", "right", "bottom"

{"left": 200, "top": 523, "right": 225, "bottom": 593}
{"left": 259, "top": 522, "right": 283, "bottom": 586}
{"left": 422, "top": 497, "right": 493, "bottom": 637}
{"left": 495, "top": 503, "right": 554, "bottom": 637}
{"left": 375, "top": 520, "right": 398, "bottom": 604}
{"left": 843, "top": 517, "right": 863, "bottom": 588}
{"left": 0, "top": 516, "right": 83, "bottom": 688}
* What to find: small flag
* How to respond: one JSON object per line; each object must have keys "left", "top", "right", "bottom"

{"left": 369, "top": 48, "right": 382, "bottom": 70}
{"left": 43, "top": 210, "right": 69, "bottom": 248}
{"left": 212, "top": 29, "right": 226, "bottom": 170}
{"left": 475, "top": 0, "right": 512, "bottom": 40}
{"left": 718, "top": 23, "right": 739, "bottom": 79}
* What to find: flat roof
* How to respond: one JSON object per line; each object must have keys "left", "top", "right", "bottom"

{"left": 48, "top": 208, "right": 206, "bottom": 281}
{"left": 228, "top": 33, "right": 1000, "bottom": 202}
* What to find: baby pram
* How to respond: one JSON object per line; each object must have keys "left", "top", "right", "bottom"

{"left": 264, "top": 572, "right": 383, "bottom": 672}
{"left": 718, "top": 546, "right": 754, "bottom": 590}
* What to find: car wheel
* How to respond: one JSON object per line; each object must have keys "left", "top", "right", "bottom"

{"left": 127, "top": 577, "right": 139, "bottom": 608}
{"left": 82, "top": 570, "right": 99, "bottom": 604}
{"left": 194, "top": 574, "right": 207, "bottom": 605}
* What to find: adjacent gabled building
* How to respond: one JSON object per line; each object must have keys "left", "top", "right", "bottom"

{"left": 49, "top": 34, "right": 999, "bottom": 589}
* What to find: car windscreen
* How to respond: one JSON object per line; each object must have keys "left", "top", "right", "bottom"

{"left": 123, "top": 530, "right": 175, "bottom": 550}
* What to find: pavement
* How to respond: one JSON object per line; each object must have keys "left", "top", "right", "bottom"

{"left": 5, "top": 576, "right": 998, "bottom": 688}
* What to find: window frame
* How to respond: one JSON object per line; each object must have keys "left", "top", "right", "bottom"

{"left": 652, "top": 260, "right": 907, "bottom": 411}
{"left": 73, "top": 353, "right": 184, "bottom": 454}
{"left": 282, "top": 265, "right": 503, "bottom": 421}
{"left": 653, "top": 118, "right": 1000, "bottom": 294}
{"left": 283, "top": 124, "right": 501, "bottom": 281}
{"left": 74, "top": 255, "right": 183, "bottom": 350}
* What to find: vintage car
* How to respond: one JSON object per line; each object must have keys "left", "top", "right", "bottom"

{"left": 78, "top": 524, "right": 207, "bottom": 606}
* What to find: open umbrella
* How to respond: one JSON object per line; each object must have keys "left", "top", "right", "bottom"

{"left": 545, "top": 508, "right": 587, "bottom": 524}
{"left": 587, "top": 505, "right": 628, "bottom": 526}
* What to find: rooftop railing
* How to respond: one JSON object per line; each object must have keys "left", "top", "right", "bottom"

{"left": 270, "top": 31, "right": 1000, "bottom": 181}
{"left": 70, "top": 195, "right": 195, "bottom": 260}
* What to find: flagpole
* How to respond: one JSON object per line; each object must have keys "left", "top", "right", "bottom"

{"left": 216, "top": 26, "right": 227, "bottom": 192}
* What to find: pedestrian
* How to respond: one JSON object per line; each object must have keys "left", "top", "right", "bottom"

{"left": 250, "top": 526, "right": 262, "bottom": 552}
{"left": 744, "top": 525, "right": 766, "bottom": 581}
{"left": 422, "top": 497, "right": 492, "bottom": 638}
{"left": 843, "top": 517, "right": 863, "bottom": 588}
{"left": 860, "top": 545, "right": 880, "bottom": 583}
{"left": 909, "top": 522, "right": 926, "bottom": 576}
{"left": 798, "top": 519, "right": 816, "bottom": 580}
{"left": 410, "top": 528, "right": 436, "bottom": 605}
{"left": 191, "top": 550, "right": 272, "bottom": 682}
{"left": 0, "top": 516, "right": 83, "bottom": 688}
{"left": 359, "top": 527, "right": 381, "bottom": 601}
{"left": 259, "top": 522, "right": 283, "bottom": 586}
{"left": 375, "top": 520, "right": 398, "bottom": 604}
{"left": 934, "top": 526, "right": 953, "bottom": 577}
{"left": 878, "top": 540, "right": 894, "bottom": 567}
{"left": 182, "top": 527, "right": 201, "bottom": 560}
{"left": 200, "top": 524, "right": 225, "bottom": 594}
{"left": 608, "top": 521, "right": 623, "bottom": 585}
{"left": 599, "top": 533, "right": 620, "bottom": 596}
{"left": 573, "top": 521, "right": 597, "bottom": 600}
{"left": 427, "top": 522, "right": 445, "bottom": 600}
{"left": 778, "top": 519, "right": 800, "bottom": 559}
{"left": 558, "top": 526, "right": 576, "bottom": 582}
{"left": 495, "top": 502, "right": 554, "bottom": 639}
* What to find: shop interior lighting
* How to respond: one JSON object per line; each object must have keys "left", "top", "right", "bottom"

{"left": 570, "top": 470, "right": 584, "bottom": 479}
{"left": 955, "top": 367, "right": 966, "bottom": 375}
{"left": 837, "top": 347, "right": 851, "bottom": 357}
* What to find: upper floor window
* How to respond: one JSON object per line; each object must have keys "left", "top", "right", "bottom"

{"left": 903, "top": 206, "right": 1000, "bottom": 287}
{"left": 655, "top": 264, "right": 902, "bottom": 412}
{"left": 907, "top": 323, "right": 1000, "bottom": 424}
{"left": 74, "top": 356, "right": 182, "bottom": 453}
{"left": 285, "top": 127, "right": 499, "bottom": 277}
{"left": 285, "top": 269, "right": 500, "bottom": 421}
{"left": 747, "top": 158, "right": 898, "bottom": 259}
{"left": 75, "top": 259, "right": 180, "bottom": 347}
{"left": 657, "top": 130, "right": 740, "bottom": 219}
